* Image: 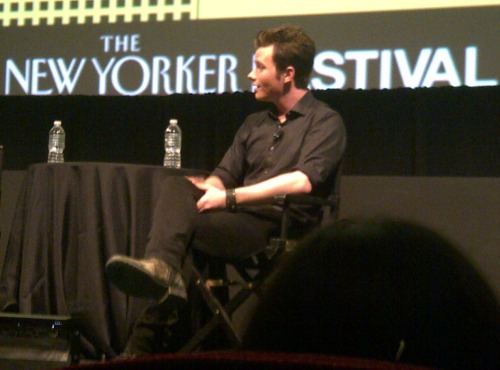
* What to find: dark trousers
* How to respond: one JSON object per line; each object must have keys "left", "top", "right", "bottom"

{"left": 144, "top": 176, "right": 281, "bottom": 273}
{"left": 124, "top": 176, "right": 281, "bottom": 355}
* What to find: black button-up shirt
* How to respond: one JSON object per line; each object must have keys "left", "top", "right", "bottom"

{"left": 211, "top": 91, "right": 346, "bottom": 226}
{"left": 212, "top": 91, "right": 346, "bottom": 195}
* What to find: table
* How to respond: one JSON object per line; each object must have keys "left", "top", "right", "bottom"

{"left": 1, "top": 162, "right": 206, "bottom": 359}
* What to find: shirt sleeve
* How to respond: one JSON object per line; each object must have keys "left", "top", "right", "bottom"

{"left": 292, "top": 108, "right": 346, "bottom": 192}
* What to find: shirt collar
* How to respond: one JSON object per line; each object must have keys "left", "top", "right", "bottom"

{"left": 268, "top": 90, "right": 313, "bottom": 122}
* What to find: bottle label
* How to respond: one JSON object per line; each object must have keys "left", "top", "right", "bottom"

{"left": 49, "top": 134, "right": 65, "bottom": 153}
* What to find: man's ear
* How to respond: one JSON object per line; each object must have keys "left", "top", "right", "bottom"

{"left": 282, "top": 66, "right": 295, "bottom": 84}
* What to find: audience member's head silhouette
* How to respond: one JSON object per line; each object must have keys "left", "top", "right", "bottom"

{"left": 242, "top": 217, "right": 499, "bottom": 370}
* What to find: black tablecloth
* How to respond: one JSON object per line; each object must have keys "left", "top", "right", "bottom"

{"left": 1, "top": 162, "right": 205, "bottom": 358}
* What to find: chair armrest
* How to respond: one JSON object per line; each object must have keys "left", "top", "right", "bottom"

{"left": 273, "top": 193, "right": 337, "bottom": 208}
{"left": 270, "top": 193, "right": 338, "bottom": 245}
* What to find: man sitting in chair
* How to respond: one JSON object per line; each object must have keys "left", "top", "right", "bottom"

{"left": 105, "top": 24, "right": 346, "bottom": 357}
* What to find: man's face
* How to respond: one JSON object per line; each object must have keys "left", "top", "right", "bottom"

{"left": 248, "top": 45, "right": 285, "bottom": 102}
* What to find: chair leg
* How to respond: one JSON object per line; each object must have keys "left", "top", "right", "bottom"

{"left": 179, "top": 266, "right": 241, "bottom": 352}
{"left": 180, "top": 252, "right": 283, "bottom": 352}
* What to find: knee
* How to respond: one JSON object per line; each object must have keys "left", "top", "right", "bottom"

{"left": 161, "top": 176, "right": 201, "bottom": 200}
{"left": 162, "top": 175, "right": 191, "bottom": 189}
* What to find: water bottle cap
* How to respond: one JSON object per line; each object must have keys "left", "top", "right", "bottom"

{"left": 54, "top": 120, "right": 62, "bottom": 126}
{"left": 169, "top": 119, "right": 178, "bottom": 125}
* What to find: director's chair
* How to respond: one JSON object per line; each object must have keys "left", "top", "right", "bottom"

{"left": 180, "top": 191, "right": 339, "bottom": 352}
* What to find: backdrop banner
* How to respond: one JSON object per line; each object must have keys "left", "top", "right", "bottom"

{"left": 0, "top": 2, "right": 498, "bottom": 95}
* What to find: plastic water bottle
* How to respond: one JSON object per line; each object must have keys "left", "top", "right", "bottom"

{"left": 164, "top": 118, "right": 182, "bottom": 168}
{"left": 48, "top": 120, "right": 65, "bottom": 163}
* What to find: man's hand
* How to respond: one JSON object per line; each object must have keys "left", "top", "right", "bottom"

{"left": 186, "top": 176, "right": 226, "bottom": 212}
{"left": 185, "top": 176, "right": 206, "bottom": 186}
{"left": 193, "top": 181, "right": 226, "bottom": 212}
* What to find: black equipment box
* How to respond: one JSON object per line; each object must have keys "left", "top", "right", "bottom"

{"left": 0, "top": 313, "right": 79, "bottom": 369}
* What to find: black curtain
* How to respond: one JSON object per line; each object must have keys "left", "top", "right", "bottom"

{"left": 0, "top": 86, "right": 498, "bottom": 177}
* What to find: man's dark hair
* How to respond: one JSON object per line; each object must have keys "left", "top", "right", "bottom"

{"left": 254, "top": 24, "right": 316, "bottom": 89}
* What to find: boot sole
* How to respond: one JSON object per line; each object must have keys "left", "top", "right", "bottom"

{"left": 105, "top": 259, "right": 168, "bottom": 300}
